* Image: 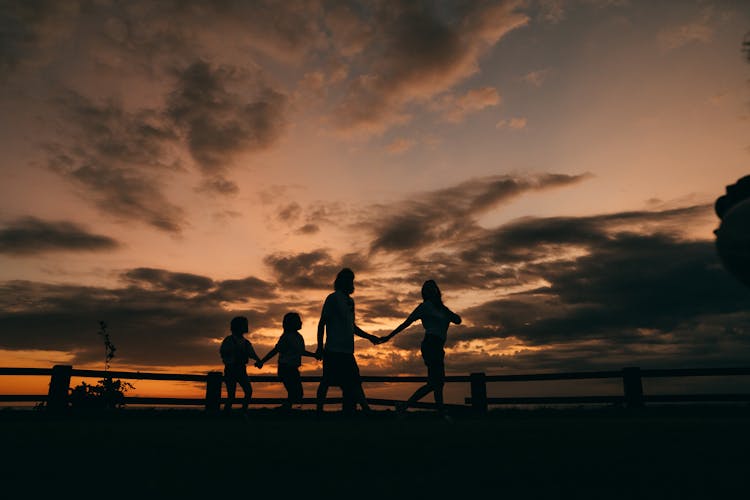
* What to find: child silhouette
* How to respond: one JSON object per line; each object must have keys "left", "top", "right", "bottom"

{"left": 257, "top": 312, "right": 318, "bottom": 411}
{"left": 220, "top": 316, "right": 262, "bottom": 414}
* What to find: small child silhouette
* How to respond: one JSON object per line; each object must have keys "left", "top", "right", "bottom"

{"left": 220, "top": 316, "right": 262, "bottom": 414}
{"left": 257, "top": 312, "right": 318, "bottom": 411}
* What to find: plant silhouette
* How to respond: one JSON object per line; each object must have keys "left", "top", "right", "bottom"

{"left": 69, "top": 321, "right": 134, "bottom": 409}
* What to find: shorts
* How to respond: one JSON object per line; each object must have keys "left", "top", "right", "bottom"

{"left": 321, "top": 351, "right": 361, "bottom": 388}
{"left": 421, "top": 335, "right": 445, "bottom": 387}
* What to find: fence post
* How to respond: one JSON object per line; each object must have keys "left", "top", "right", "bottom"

{"left": 47, "top": 364, "right": 72, "bottom": 412}
{"left": 470, "top": 372, "right": 488, "bottom": 414}
{"left": 622, "top": 366, "right": 644, "bottom": 408}
{"left": 205, "top": 371, "right": 223, "bottom": 414}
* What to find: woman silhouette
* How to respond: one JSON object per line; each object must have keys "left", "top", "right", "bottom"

{"left": 380, "top": 280, "right": 461, "bottom": 417}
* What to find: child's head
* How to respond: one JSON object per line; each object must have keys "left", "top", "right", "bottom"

{"left": 230, "top": 316, "right": 249, "bottom": 335}
{"left": 282, "top": 312, "right": 302, "bottom": 331}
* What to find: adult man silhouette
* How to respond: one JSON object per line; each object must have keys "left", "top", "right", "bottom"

{"left": 315, "top": 268, "right": 380, "bottom": 414}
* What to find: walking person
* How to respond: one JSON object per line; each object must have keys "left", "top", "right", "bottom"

{"left": 256, "top": 312, "right": 319, "bottom": 411}
{"left": 220, "top": 316, "right": 262, "bottom": 414}
{"left": 379, "top": 280, "right": 461, "bottom": 418}
{"left": 315, "top": 268, "right": 380, "bottom": 414}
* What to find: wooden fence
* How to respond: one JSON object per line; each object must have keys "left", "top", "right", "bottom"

{"left": 1, "top": 365, "right": 750, "bottom": 413}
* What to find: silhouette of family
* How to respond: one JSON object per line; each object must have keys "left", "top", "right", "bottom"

{"left": 219, "top": 268, "right": 461, "bottom": 417}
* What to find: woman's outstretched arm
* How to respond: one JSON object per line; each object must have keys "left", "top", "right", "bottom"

{"left": 447, "top": 307, "right": 461, "bottom": 325}
{"left": 382, "top": 306, "right": 421, "bottom": 342}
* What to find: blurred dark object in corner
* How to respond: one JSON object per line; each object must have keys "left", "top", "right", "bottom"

{"left": 715, "top": 176, "right": 750, "bottom": 287}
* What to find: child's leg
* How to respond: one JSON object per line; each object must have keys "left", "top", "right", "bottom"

{"left": 224, "top": 376, "right": 237, "bottom": 412}
{"left": 237, "top": 369, "right": 253, "bottom": 412}
{"left": 279, "top": 366, "right": 294, "bottom": 409}
{"left": 290, "top": 367, "right": 303, "bottom": 405}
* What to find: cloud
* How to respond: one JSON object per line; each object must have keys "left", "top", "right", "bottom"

{"left": 277, "top": 202, "right": 303, "bottom": 223}
{"left": 44, "top": 91, "right": 185, "bottom": 233}
{"left": 452, "top": 204, "right": 750, "bottom": 351}
{"left": 0, "top": 275, "right": 281, "bottom": 366}
{"left": 521, "top": 69, "right": 550, "bottom": 87}
{"left": 437, "top": 86, "right": 501, "bottom": 123}
{"left": 296, "top": 223, "right": 320, "bottom": 235}
{"left": 496, "top": 117, "right": 527, "bottom": 129}
{"left": 212, "top": 277, "right": 277, "bottom": 302}
{"left": 657, "top": 10, "right": 713, "bottom": 52}
{"left": 368, "top": 173, "right": 589, "bottom": 253}
{"left": 122, "top": 268, "right": 215, "bottom": 294}
{"left": 387, "top": 138, "right": 416, "bottom": 154}
{"left": 0, "top": 217, "right": 119, "bottom": 255}
{"left": 331, "top": 1, "right": 528, "bottom": 135}
{"left": 325, "top": 4, "right": 374, "bottom": 58}
{"left": 0, "top": 1, "right": 78, "bottom": 78}
{"left": 534, "top": 0, "right": 630, "bottom": 24}
{"left": 167, "top": 60, "right": 288, "bottom": 181}
{"left": 264, "top": 250, "right": 341, "bottom": 290}
{"left": 0, "top": 264, "right": 281, "bottom": 367}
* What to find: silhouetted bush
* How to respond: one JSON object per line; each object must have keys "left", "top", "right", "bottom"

{"left": 69, "top": 321, "right": 134, "bottom": 409}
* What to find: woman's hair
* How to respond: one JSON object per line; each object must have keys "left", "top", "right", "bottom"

{"left": 421, "top": 280, "right": 443, "bottom": 306}
{"left": 282, "top": 312, "right": 301, "bottom": 331}
{"left": 333, "top": 267, "right": 355, "bottom": 293}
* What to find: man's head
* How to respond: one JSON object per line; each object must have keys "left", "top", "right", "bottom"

{"left": 230, "top": 316, "right": 249, "bottom": 335}
{"left": 333, "top": 267, "right": 355, "bottom": 294}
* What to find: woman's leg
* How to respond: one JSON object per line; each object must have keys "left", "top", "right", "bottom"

{"left": 403, "top": 383, "right": 434, "bottom": 409}
{"left": 428, "top": 361, "right": 445, "bottom": 414}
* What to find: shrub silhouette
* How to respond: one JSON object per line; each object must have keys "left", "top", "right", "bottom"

{"left": 69, "top": 321, "right": 134, "bottom": 409}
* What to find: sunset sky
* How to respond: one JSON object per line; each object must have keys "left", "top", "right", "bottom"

{"left": 1, "top": 0, "right": 750, "bottom": 400}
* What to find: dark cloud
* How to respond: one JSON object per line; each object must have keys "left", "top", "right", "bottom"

{"left": 45, "top": 91, "right": 185, "bottom": 232}
{"left": 167, "top": 60, "right": 287, "bottom": 176}
{"left": 448, "top": 207, "right": 750, "bottom": 367}
{"left": 357, "top": 296, "right": 411, "bottom": 323}
{"left": 278, "top": 202, "right": 302, "bottom": 223}
{"left": 296, "top": 223, "right": 320, "bottom": 235}
{"left": 122, "top": 268, "right": 214, "bottom": 294}
{"left": 264, "top": 249, "right": 341, "bottom": 290}
{"left": 212, "top": 277, "right": 277, "bottom": 302}
{"left": 331, "top": 1, "right": 529, "bottom": 134}
{"left": 121, "top": 268, "right": 276, "bottom": 302}
{"left": 0, "top": 1, "right": 74, "bottom": 78}
{"left": 0, "top": 267, "right": 280, "bottom": 366}
{"left": 369, "top": 173, "right": 589, "bottom": 253}
{"left": 199, "top": 176, "right": 240, "bottom": 196}
{"left": 0, "top": 217, "right": 119, "bottom": 255}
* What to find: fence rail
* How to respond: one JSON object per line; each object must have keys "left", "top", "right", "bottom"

{"left": 1, "top": 365, "right": 749, "bottom": 413}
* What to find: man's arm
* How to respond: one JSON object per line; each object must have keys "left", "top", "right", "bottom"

{"left": 316, "top": 310, "right": 326, "bottom": 358}
{"left": 354, "top": 324, "right": 380, "bottom": 344}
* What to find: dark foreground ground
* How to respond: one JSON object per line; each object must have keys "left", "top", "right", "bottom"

{"left": 2, "top": 405, "right": 749, "bottom": 498}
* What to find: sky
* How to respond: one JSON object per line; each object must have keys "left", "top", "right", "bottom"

{"left": 1, "top": 0, "right": 750, "bottom": 400}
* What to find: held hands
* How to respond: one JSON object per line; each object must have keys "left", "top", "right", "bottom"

{"left": 314, "top": 347, "right": 324, "bottom": 361}
{"left": 372, "top": 334, "right": 391, "bottom": 345}
{"left": 254, "top": 360, "right": 264, "bottom": 369}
